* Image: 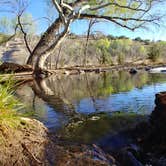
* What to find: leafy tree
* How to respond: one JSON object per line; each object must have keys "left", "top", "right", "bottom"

{"left": 18, "top": 13, "right": 37, "bottom": 35}
{"left": 134, "top": 37, "right": 143, "bottom": 42}
{"left": 0, "top": 16, "right": 12, "bottom": 34}
{"left": 148, "top": 43, "right": 161, "bottom": 62}
{"left": 0, "top": 0, "right": 165, "bottom": 75}
{"left": 96, "top": 38, "right": 112, "bottom": 64}
{"left": 117, "top": 53, "right": 125, "bottom": 65}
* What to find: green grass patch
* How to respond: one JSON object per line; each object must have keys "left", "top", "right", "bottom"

{"left": 0, "top": 77, "right": 24, "bottom": 128}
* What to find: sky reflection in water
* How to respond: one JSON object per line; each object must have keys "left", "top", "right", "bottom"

{"left": 16, "top": 71, "right": 166, "bottom": 129}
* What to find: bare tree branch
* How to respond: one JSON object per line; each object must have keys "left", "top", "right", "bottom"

{"left": 35, "top": 16, "right": 73, "bottom": 69}
{"left": 17, "top": 13, "right": 32, "bottom": 54}
{"left": 79, "top": 13, "right": 162, "bottom": 31}
{"left": 90, "top": 2, "right": 150, "bottom": 12}
{"left": 52, "top": 0, "right": 67, "bottom": 24}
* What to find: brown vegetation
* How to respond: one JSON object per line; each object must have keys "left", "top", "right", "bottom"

{"left": 0, "top": 118, "right": 48, "bottom": 166}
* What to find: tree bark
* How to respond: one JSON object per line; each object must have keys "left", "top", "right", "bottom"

{"left": 34, "top": 18, "right": 71, "bottom": 72}
{"left": 27, "top": 17, "right": 62, "bottom": 67}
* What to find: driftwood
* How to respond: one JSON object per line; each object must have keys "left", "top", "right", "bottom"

{"left": 0, "top": 62, "right": 33, "bottom": 74}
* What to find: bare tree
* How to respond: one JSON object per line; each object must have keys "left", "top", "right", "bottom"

{"left": 0, "top": 0, "right": 33, "bottom": 54}
{"left": 83, "top": 19, "right": 98, "bottom": 66}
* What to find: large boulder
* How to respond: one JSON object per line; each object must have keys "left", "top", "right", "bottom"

{"left": 154, "top": 92, "right": 166, "bottom": 110}
{"left": 151, "top": 92, "right": 166, "bottom": 126}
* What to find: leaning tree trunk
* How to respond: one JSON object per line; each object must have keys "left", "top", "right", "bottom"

{"left": 27, "top": 15, "right": 71, "bottom": 74}
{"left": 26, "top": 17, "right": 62, "bottom": 67}
{"left": 26, "top": 0, "right": 87, "bottom": 73}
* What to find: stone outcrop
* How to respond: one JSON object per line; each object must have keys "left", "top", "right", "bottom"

{"left": 135, "top": 91, "right": 166, "bottom": 165}
{"left": 150, "top": 92, "right": 166, "bottom": 132}
{"left": 0, "top": 38, "right": 28, "bottom": 64}
{"left": 154, "top": 91, "right": 166, "bottom": 109}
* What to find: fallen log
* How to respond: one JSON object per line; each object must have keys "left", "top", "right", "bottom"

{"left": 0, "top": 62, "right": 33, "bottom": 74}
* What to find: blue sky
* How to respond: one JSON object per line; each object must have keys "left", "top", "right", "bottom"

{"left": 71, "top": 20, "right": 166, "bottom": 41}
{"left": 1, "top": 0, "right": 166, "bottom": 41}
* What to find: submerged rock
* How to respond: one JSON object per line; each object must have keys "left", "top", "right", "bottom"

{"left": 129, "top": 68, "right": 137, "bottom": 74}
{"left": 144, "top": 66, "right": 151, "bottom": 71}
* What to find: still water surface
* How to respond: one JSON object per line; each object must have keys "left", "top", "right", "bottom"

{"left": 16, "top": 70, "right": 166, "bottom": 130}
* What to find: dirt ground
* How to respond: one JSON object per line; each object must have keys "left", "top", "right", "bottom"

{"left": 0, "top": 117, "right": 112, "bottom": 166}
{"left": 0, "top": 118, "right": 48, "bottom": 166}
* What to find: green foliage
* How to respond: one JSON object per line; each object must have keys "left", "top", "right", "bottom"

{"left": 148, "top": 43, "right": 161, "bottom": 62}
{"left": 0, "top": 13, "right": 36, "bottom": 36}
{"left": 117, "top": 53, "right": 125, "bottom": 65}
{"left": 109, "top": 39, "right": 131, "bottom": 64}
{"left": 95, "top": 38, "right": 112, "bottom": 64}
{"left": 0, "top": 16, "right": 12, "bottom": 34}
{"left": 19, "top": 13, "right": 37, "bottom": 35}
{"left": 134, "top": 37, "right": 143, "bottom": 42}
{"left": 0, "top": 77, "right": 23, "bottom": 127}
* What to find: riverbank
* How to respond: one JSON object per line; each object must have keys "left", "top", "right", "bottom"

{"left": 0, "top": 116, "right": 114, "bottom": 166}
{"left": 1, "top": 82, "right": 166, "bottom": 165}
{"left": 55, "top": 61, "right": 166, "bottom": 74}
{"left": 0, "top": 61, "right": 166, "bottom": 79}
{"left": 1, "top": 63, "right": 166, "bottom": 165}
{"left": 0, "top": 118, "right": 48, "bottom": 165}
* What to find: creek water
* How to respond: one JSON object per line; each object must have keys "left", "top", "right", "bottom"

{"left": 14, "top": 69, "right": 166, "bottom": 165}
{"left": 16, "top": 70, "right": 166, "bottom": 146}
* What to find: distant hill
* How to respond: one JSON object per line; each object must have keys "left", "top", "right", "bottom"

{"left": 0, "top": 33, "right": 165, "bottom": 68}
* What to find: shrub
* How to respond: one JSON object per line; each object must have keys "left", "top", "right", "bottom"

{"left": 148, "top": 44, "right": 161, "bottom": 62}
{"left": 117, "top": 53, "right": 125, "bottom": 65}
{"left": 95, "top": 38, "right": 112, "bottom": 65}
{"left": 0, "top": 77, "right": 23, "bottom": 127}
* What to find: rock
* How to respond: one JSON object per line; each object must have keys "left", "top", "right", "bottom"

{"left": 157, "top": 156, "right": 166, "bottom": 166}
{"left": 129, "top": 68, "right": 137, "bottom": 74}
{"left": 64, "top": 70, "right": 70, "bottom": 75}
{"left": 78, "top": 70, "right": 85, "bottom": 74}
{"left": 117, "top": 149, "right": 143, "bottom": 166}
{"left": 154, "top": 92, "right": 166, "bottom": 109}
{"left": 149, "top": 67, "right": 166, "bottom": 73}
{"left": 138, "top": 91, "right": 166, "bottom": 165}
{"left": 145, "top": 66, "right": 151, "bottom": 71}
{"left": 151, "top": 92, "right": 166, "bottom": 126}
{"left": 90, "top": 116, "right": 100, "bottom": 121}
{"left": 95, "top": 68, "right": 102, "bottom": 73}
